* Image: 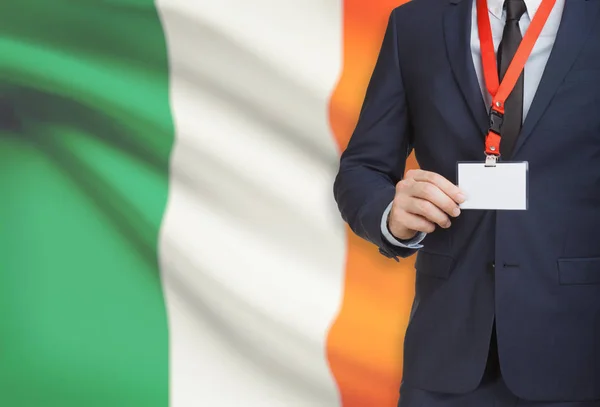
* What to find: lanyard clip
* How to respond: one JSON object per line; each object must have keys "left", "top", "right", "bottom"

{"left": 485, "top": 107, "right": 503, "bottom": 158}
{"left": 488, "top": 109, "right": 504, "bottom": 135}
{"left": 485, "top": 154, "right": 498, "bottom": 167}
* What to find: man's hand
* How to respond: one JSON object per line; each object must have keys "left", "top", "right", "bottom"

{"left": 388, "top": 169, "right": 466, "bottom": 241}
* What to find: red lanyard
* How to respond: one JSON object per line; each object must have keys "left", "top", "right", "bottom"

{"left": 477, "top": 0, "right": 556, "bottom": 157}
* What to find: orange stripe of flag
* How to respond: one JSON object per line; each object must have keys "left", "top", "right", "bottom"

{"left": 327, "top": 1, "right": 418, "bottom": 406}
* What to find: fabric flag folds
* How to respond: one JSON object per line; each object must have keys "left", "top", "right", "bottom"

{"left": 0, "top": 0, "right": 414, "bottom": 406}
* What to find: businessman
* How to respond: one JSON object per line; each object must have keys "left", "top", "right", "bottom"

{"left": 334, "top": 0, "right": 600, "bottom": 405}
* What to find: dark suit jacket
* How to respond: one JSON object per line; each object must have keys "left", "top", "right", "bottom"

{"left": 334, "top": 0, "right": 600, "bottom": 401}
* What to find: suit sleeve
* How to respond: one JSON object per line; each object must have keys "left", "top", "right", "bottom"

{"left": 333, "top": 9, "right": 416, "bottom": 260}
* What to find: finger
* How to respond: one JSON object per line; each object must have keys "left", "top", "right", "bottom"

{"left": 397, "top": 210, "right": 436, "bottom": 234}
{"left": 411, "top": 181, "right": 461, "bottom": 218}
{"left": 405, "top": 197, "right": 452, "bottom": 228}
{"left": 408, "top": 169, "right": 466, "bottom": 204}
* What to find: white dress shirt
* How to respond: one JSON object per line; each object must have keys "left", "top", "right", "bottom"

{"left": 381, "top": 0, "right": 565, "bottom": 248}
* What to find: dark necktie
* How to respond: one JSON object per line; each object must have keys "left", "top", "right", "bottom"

{"left": 497, "top": 0, "right": 527, "bottom": 159}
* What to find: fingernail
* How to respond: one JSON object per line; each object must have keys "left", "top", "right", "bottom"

{"left": 457, "top": 193, "right": 466, "bottom": 203}
{"left": 453, "top": 208, "right": 461, "bottom": 217}
{"left": 444, "top": 221, "right": 452, "bottom": 228}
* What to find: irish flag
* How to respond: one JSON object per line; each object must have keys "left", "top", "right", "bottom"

{"left": 1, "top": 0, "right": 417, "bottom": 406}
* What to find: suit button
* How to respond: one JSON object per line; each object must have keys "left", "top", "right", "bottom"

{"left": 488, "top": 262, "right": 495, "bottom": 273}
{"left": 379, "top": 248, "right": 399, "bottom": 262}
{"left": 379, "top": 248, "right": 392, "bottom": 258}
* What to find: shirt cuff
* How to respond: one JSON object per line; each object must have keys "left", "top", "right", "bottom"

{"left": 381, "top": 201, "right": 426, "bottom": 248}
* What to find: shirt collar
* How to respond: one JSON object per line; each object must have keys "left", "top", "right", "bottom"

{"left": 487, "top": 0, "right": 543, "bottom": 20}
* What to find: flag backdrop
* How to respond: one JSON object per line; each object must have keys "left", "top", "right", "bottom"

{"left": 0, "top": 0, "right": 420, "bottom": 406}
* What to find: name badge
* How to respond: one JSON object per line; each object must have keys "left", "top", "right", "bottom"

{"left": 457, "top": 162, "right": 528, "bottom": 210}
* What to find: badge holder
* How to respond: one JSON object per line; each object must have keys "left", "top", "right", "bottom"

{"left": 457, "top": 161, "right": 529, "bottom": 210}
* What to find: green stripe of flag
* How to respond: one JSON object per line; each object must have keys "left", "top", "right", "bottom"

{"left": 0, "top": 1, "right": 173, "bottom": 406}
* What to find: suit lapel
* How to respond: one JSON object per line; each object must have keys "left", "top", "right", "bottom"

{"left": 513, "top": 0, "right": 600, "bottom": 157}
{"left": 444, "top": 0, "right": 489, "bottom": 137}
